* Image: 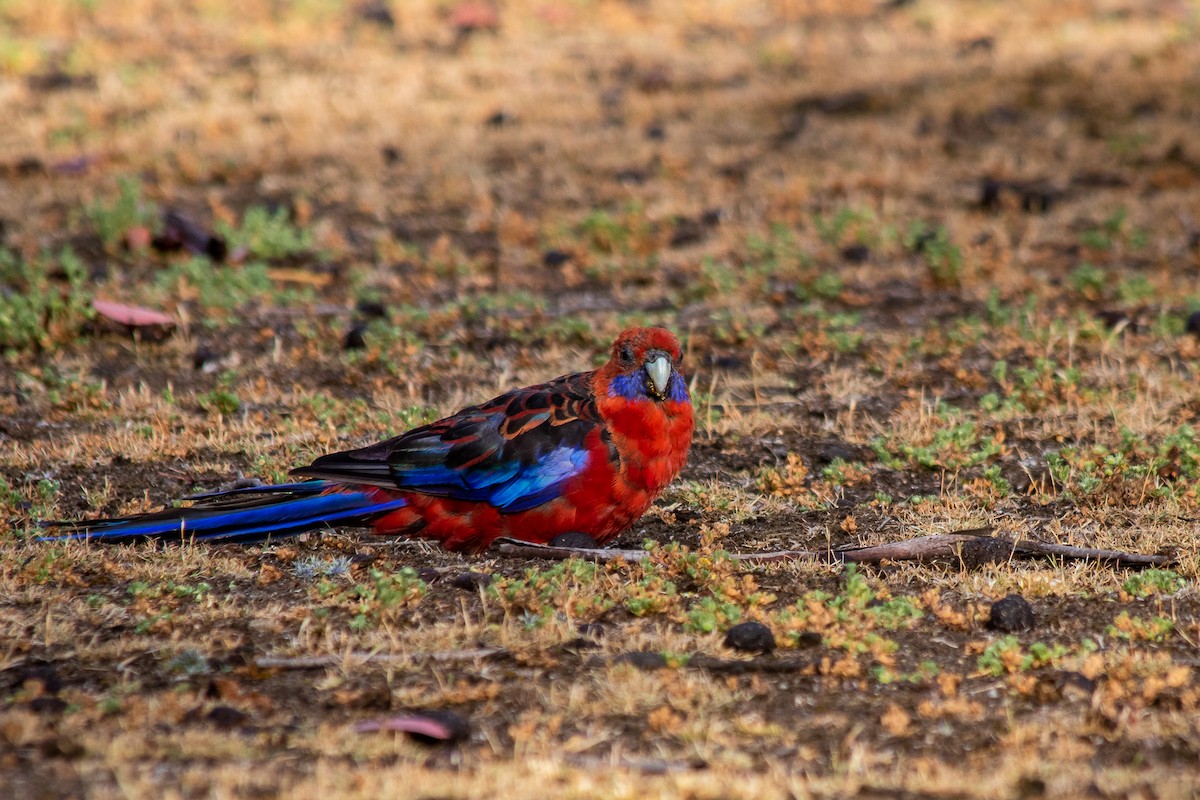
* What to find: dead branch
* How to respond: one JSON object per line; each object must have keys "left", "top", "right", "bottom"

{"left": 255, "top": 647, "right": 504, "bottom": 670}
{"left": 491, "top": 529, "right": 1172, "bottom": 568}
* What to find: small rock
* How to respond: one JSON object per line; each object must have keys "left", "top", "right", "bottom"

{"left": 206, "top": 705, "right": 250, "bottom": 730}
{"left": 542, "top": 249, "right": 572, "bottom": 268}
{"left": 357, "top": 2, "right": 395, "bottom": 28}
{"left": 449, "top": 572, "right": 492, "bottom": 591}
{"left": 38, "top": 736, "right": 85, "bottom": 759}
{"left": 192, "top": 346, "right": 222, "bottom": 371}
{"left": 979, "top": 176, "right": 1004, "bottom": 210}
{"left": 723, "top": 621, "right": 776, "bottom": 654}
{"left": 792, "top": 631, "right": 822, "bottom": 649}
{"left": 343, "top": 323, "right": 368, "bottom": 350}
{"left": 484, "top": 110, "right": 515, "bottom": 127}
{"left": 1185, "top": 310, "right": 1200, "bottom": 337}
{"left": 550, "top": 532, "right": 598, "bottom": 549}
{"left": 614, "top": 651, "right": 667, "bottom": 670}
{"left": 988, "top": 594, "right": 1035, "bottom": 632}
{"left": 28, "top": 696, "right": 69, "bottom": 715}
{"left": 841, "top": 244, "right": 871, "bottom": 264}
{"left": 19, "top": 664, "right": 63, "bottom": 695}
{"left": 1020, "top": 187, "right": 1056, "bottom": 213}
{"left": 356, "top": 299, "right": 388, "bottom": 319}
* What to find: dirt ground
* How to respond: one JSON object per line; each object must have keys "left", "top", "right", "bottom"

{"left": 3, "top": 1, "right": 1200, "bottom": 797}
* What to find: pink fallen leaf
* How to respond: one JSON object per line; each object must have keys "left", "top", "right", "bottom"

{"left": 92, "top": 299, "right": 176, "bottom": 329}
{"left": 353, "top": 710, "right": 469, "bottom": 744}
{"left": 124, "top": 225, "right": 153, "bottom": 251}
{"left": 449, "top": 1, "right": 499, "bottom": 32}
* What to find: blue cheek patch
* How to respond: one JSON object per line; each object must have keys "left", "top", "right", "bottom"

{"left": 667, "top": 373, "right": 689, "bottom": 403}
{"left": 608, "top": 371, "right": 690, "bottom": 403}
{"left": 609, "top": 372, "right": 647, "bottom": 400}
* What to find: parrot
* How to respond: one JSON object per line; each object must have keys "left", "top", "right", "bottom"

{"left": 42, "top": 327, "right": 694, "bottom": 553}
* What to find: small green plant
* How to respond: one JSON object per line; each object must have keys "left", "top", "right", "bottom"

{"left": 684, "top": 596, "right": 743, "bottom": 633}
{"left": 157, "top": 257, "right": 274, "bottom": 312}
{"left": 85, "top": 176, "right": 156, "bottom": 250}
{"left": 873, "top": 404, "right": 1004, "bottom": 472}
{"left": 0, "top": 247, "right": 91, "bottom": 351}
{"left": 813, "top": 206, "right": 876, "bottom": 249}
{"left": 1107, "top": 612, "right": 1174, "bottom": 642}
{"left": 219, "top": 205, "right": 313, "bottom": 259}
{"left": 168, "top": 581, "right": 212, "bottom": 602}
{"left": 976, "top": 636, "right": 1066, "bottom": 676}
{"left": 905, "top": 223, "right": 962, "bottom": 288}
{"left": 1122, "top": 569, "right": 1185, "bottom": 598}
{"left": 1069, "top": 263, "right": 1106, "bottom": 297}
{"left": 874, "top": 660, "right": 939, "bottom": 685}
{"left": 330, "top": 567, "right": 427, "bottom": 630}
{"left": 198, "top": 386, "right": 240, "bottom": 416}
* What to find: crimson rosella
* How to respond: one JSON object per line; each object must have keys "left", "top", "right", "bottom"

{"left": 45, "top": 327, "right": 694, "bottom": 552}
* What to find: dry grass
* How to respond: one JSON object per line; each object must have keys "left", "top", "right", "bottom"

{"left": 4, "top": 0, "right": 1200, "bottom": 797}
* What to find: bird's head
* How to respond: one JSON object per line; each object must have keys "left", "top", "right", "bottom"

{"left": 601, "top": 327, "right": 689, "bottom": 404}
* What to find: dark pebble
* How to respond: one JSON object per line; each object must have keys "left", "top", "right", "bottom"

{"left": 356, "top": 299, "right": 388, "bottom": 319}
{"left": 206, "top": 705, "right": 250, "bottom": 730}
{"left": 723, "top": 621, "right": 776, "bottom": 654}
{"left": 19, "top": 664, "right": 63, "bottom": 695}
{"left": 645, "top": 124, "right": 666, "bottom": 140}
{"left": 38, "top": 737, "right": 84, "bottom": 759}
{"left": 449, "top": 572, "right": 492, "bottom": 591}
{"left": 988, "top": 594, "right": 1035, "bottom": 632}
{"left": 357, "top": 2, "right": 395, "bottom": 28}
{"left": 614, "top": 651, "right": 667, "bottom": 670}
{"left": 979, "top": 176, "right": 1003, "bottom": 210}
{"left": 192, "top": 346, "right": 221, "bottom": 371}
{"left": 793, "top": 631, "right": 822, "bottom": 649}
{"left": 669, "top": 218, "right": 705, "bottom": 248}
{"left": 28, "top": 696, "right": 69, "bottom": 715}
{"left": 1185, "top": 310, "right": 1200, "bottom": 337}
{"left": 542, "top": 249, "right": 572, "bottom": 268}
{"left": 841, "top": 244, "right": 871, "bottom": 264}
{"left": 15, "top": 156, "right": 45, "bottom": 176}
{"left": 1021, "top": 188, "right": 1055, "bottom": 213}
{"left": 814, "top": 440, "right": 860, "bottom": 465}
{"left": 485, "top": 110, "right": 514, "bottom": 127}
{"left": 550, "top": 532, "right": 598, "bottom": 549}
{"left": 381, "top": 146, "right": 404, "bottom": 165}
{"left": 343, "top": 323, "right": 368, "bottom": 350}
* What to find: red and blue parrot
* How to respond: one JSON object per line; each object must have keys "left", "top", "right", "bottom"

{"left": 45, "top": 327, "right": 694, "bottom": 552}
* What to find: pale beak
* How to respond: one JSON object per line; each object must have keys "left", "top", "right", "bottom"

{"left": 645, "top": 355, "right": 671, "bottom": 398}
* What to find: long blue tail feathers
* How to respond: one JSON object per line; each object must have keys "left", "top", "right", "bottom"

{"left": 39, "top": 481, "right": 406, "bottom": 545}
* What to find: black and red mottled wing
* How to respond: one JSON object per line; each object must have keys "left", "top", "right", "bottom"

{"left": 291, "top": 372, "right": 612, "bottom": 512}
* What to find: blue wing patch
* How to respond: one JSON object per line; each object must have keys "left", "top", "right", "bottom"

{"left": 392, "top": 444, "right": 590, "bottom": 512}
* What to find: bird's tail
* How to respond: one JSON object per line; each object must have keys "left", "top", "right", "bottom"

{"left": 39, "top": 481, "right": 407, "bottom": 545}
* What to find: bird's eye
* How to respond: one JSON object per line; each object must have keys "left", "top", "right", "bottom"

{"left": 620, "top": 345, "right": 635, "bottom": 365}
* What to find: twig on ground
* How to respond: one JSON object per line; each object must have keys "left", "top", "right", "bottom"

{"left": 255, "top": 647, "right": 504, "bottom": 670}
{"left": 492, "top": 529, "right": 1172, "bottom": 568}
